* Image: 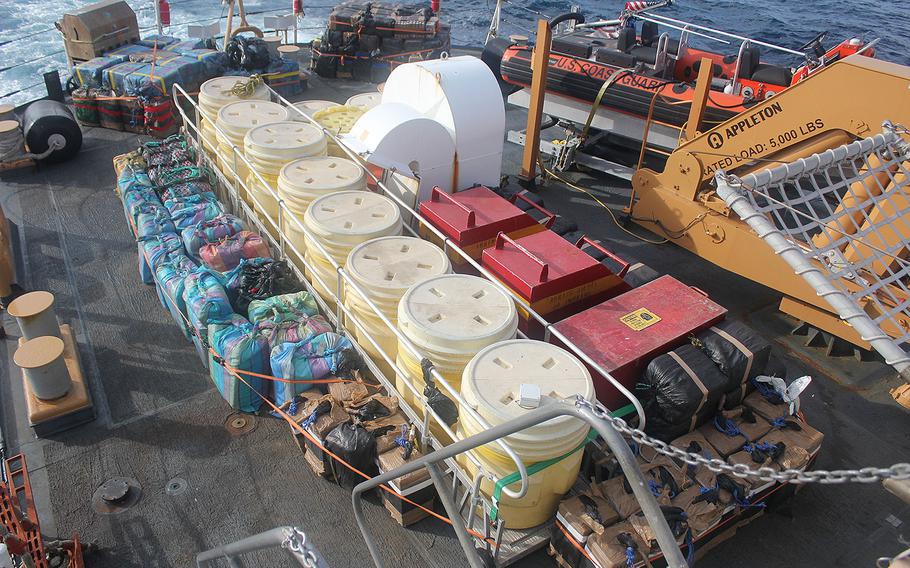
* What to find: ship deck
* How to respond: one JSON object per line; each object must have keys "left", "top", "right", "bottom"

{"left": 0, "top": 58, "right": 908, "bottom": 568}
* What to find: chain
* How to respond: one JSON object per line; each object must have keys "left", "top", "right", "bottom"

{"left": 282, "top": 527, "right": 319, "bottom": 567}
{"left": 574, "top": 398, "right": 910, "bottom": 484}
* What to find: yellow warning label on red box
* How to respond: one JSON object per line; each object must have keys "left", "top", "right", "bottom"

{"left": 620, "top": 308, "right": 661, "bottom": 331}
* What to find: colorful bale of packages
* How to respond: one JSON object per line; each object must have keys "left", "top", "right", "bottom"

{"left": 208, "top": 315, "right": 270, "bottom": 412}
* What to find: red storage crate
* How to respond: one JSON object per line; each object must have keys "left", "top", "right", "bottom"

{"left": 418, "top": 186, "right": 547, "bottom": 270}
{"left": 482, "top": 230, "right": 631, "bottom": 338}
{"left": 552, "top": 275, "right": 727, "bottom": 410}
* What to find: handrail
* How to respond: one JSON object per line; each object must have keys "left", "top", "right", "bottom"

{"left": 352, "top": 397, "right": 688, "bottom": 568}
{"left": 641, "top": 12, "right": 804, "bottom": 56}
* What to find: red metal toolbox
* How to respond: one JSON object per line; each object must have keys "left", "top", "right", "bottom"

{"left": 418, "top": 186, "right": 548, "bottom": 270}
{"left": 551, "top": 275, "right": 727, "bottom": 410}
{"left": 482, "top": 230, "right": 631, "bottom": 337}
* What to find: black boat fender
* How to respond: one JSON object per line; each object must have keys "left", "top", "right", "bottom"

{"left": 21, "top": 100, "right": 82, "bottom": 163}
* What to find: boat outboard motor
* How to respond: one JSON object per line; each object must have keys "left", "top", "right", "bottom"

{"left": 21, "top": 100, "right": 82, "bottom": 163}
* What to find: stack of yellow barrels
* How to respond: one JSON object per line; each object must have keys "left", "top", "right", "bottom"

{"left": 197, "top": 76, "right": 269, "bottom": 157}
{"left": 303, "top": 191, "right": 402, "bottom": 303}
{"left": 214, "top": 100, "right": 289, "bottom": 189}
{"left": 243, "top": 121, "right": 327, "bottom": 232}
{"left": 311, "top": 105, "right": 365, "bottom": 157}
{"left": 278, "top": 156, "right": 367, "bottom": 265}
{"left": 395, "top": 274, "right": 519, "bottom": 438}
{"left": 289, "top": 100, "right": 340, "bottom": 122}
{"left": 344, "top": 236, "right": 451, "bottom": 380}
{"left": 457, "top": 340, "right": 595, "bottom": 529}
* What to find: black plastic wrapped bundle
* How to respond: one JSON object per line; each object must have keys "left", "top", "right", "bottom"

{"left": 638, "top": 343, "right": 728, "bottom": 429}
{"left": 695, "top": 320, "right": 771, "bottom": 408}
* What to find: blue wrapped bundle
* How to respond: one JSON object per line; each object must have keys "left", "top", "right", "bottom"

{"left": 169, "top": 199, "right": 224, "bottom": 228}
{"left": 122, "top": 185, "right": 162, "bottom": 228}
{"left": 103, "top": 61, "right": 147, "bottom": 94}
{"left": 183, "top": 268, "right": 234, "bottom": 340}
{"left": 118, "top": 168, "right": 153, "bottom": 195}
{"left": 269, "top": 332, "right": 358, "bottom": 405}
{"left": 108, "top": 44, "right": 157, "bottom": 57}
{"left": 256, "top": 315, "right": 333, "bottom": 350}
{"left": 155, "top": 253, "right": 198, "bottom": 338}
{"left": 74, "top": 56, "right": 127, "bottom": 88}
{"left": 139, "top": 232, "right": 185, "bottom": 285}
{"left": 188, "top": 50, "right": 229, "bottom": 76}
{"left": 135, "top": 203, "right": 176, "bottom": 240}
{"left": 155, "top": 165, "right": 215, "bottom": 189}
{"left": 138, "top": 35, "right": 180, "bottom": 48}
{"left": 264, "top": 60, "right": 303, "bottom": 98}
{"left": 248, "top": 291, "right": 320, "bottom": 324}
{"left": 159, "top": 181, "right": 215, "bottom": 202}
{"left": 208, "top": 315, "right": 270, "bottom": 412}
{"left": 164, "top": 192, "right": 219, "bottom": 216}
{"left": 182, "top": 214, "right": 244, "bottom": 260}
{"left": 164, "top": 39, "right": 205, "bottom": 55}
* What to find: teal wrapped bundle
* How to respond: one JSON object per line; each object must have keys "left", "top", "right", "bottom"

{"left": 248, "top": 291, "right": 320, "bottom": 324}
{"left": 163, "top": 192, "right": 219, "bottom": 216}
{"left": 164, "top": 39, "right": 205, "bottom": 55}
{"left": 139, "top": 232, "right": 185, "bottom": 285}
{"left": 155, "top": 165, "right": 215, "bottom": 189}
{"left": 184, "top": 268, "right": 234, "bottom": 340}
{"left": 138, "top": 35, "right": 180, "bottom": 48}
{"left": 169, "top": 199, "right": 224, "bottom": 229}
{"left": 73, "top": 55, "right": 126, "bottom": 88}
{"left": 269, "top": 332, "right": 360, "bottom": 405}
{"left": 256, "top": 314, "right": 333, "bottom": 351}
{"left": 123, "top": 186, "right": 162, "bottom": 230}
{"left": 155, "top": 253, "right": 198, "bottom": 338}
{"left": 159, "top": 181, "right": 215, "bottom": 202}
{"left": 208, "top": 315, "right": 270, "bottom": 412}
{"left": 118, "top": 168, "right": 153, "bottom": 195}
{"left": 135, "top": 203, "right": 176, "bottom": 240}
{"left": 182, "top": 214, "right": 244, "bottom": 261}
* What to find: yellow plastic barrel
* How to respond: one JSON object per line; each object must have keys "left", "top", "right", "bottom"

{"left": 243, "top": 121, "right": 326, "bottom": 230}
{"left": 278, "top": 156, "right": 367, "bottom": 265}
{"left": 345, "top": 236, "right": 451, "bottom": 380}
{"left": 303, "top": 191, "right": 402, "bottom": 303}
{"left": 312, "top": 105, "right": 365, "bottom": 157}
{"left": 345, "top": 92, "right": 382, "bottom": 110}
{"left": 457, "top": 339, "right": 595, "bottom": 529}
{"left": 395, "top": 274, "right": 518, "bottom": 437}
{"left": 198, "top": 76, "right": 269, "bottom": 156}
{"left": 215, "top": 100, "right": 288, "bottom": 188}
{"left": 289, "top": 100, "right": 341, "bottom": 123}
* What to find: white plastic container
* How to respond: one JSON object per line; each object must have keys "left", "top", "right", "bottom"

{"left": 243, "top": 121, "right": 326, "bottom": 228}
{"left": 278, "top": 156, "right": 367, "bottom": 263}
{"left": 395, "top": 274, "right": 518, "bottom": 432}
{"left": 215, "top": 100, "right": 289, "bottom": 186}
{"left": 289, "top": 100, "right": 340, "bottom": 123}
{"left": 345, "top": 236, "right": 451, "bottom": 379}
{"left": 458, "top": 340, "right": 594, "bottom": 529}
{"left": 7, "top": 291, "right": 60, "bottom": 340}
{"left": 198, "top": 75, "right": 269, "bottom": 155}
{"left": 14, "top": 335, "right": 72, "bottom": 400}
{"left": 345, "top": 92, "right": 382, "bottom": 110}
{"left": 303, "top": 191, "right": 402, "bottom": 302}
{"left": 312, "top": 105, "right": 365, "bottom": 157}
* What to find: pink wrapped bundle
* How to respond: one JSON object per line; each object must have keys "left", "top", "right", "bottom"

{"left": 199, "top": 231, "right": 271, "bottom": 272}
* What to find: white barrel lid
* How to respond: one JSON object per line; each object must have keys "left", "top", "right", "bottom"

{"left": 0, "top": 120, "right": 19, "bottom": 134}
{"left": 199, "top": 75, "right": 269, "bottom": 108}
{"left": 290, "top": 100, "right": 341, "bottom": 122}
{"left": 312, "top": 105, "right": 365, "bottom": 134}
{"left": 278, "top": 156, "right": 365, "bottom": 194}
{"left": 462, "top": 340, "right": 594, "bottom": 424}
{"left": 304, "top": 190, "right": 401, "bottom": 240}
{"left": 345, "top": 92, "right": 382, "bottom": 110}
{"left": 244, "top": 121, "right": 327, "bottom": 160}
{"left": 398, "top": 274, "right": 518, "bottom": 351}
{"left": 346, "top": 236, "right": 451, "bottom": 293}
{"left": 216, "top": 100, "right": 289, "bottom": 138}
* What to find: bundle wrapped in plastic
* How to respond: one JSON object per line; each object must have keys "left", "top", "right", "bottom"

{"left": 629, "top": 506, "right": 690, "bottom": 553}
{"left": 586, "top": 522, "right": 648, "bottom": 568}
{"left": 163, "top": 192, "right": 220, "bottom": 217}
{"left": 693, "top": 320, "right": 772, "bottom": 409}
{"left": 159, "top": 181, "right": 215, "bottom": 202}
{"left": 148, "top": 160, "right": 195, "bottom": 186}
{"left": 139, "top": 232, "right": 185, "bottom": 285}
{"left": 181, "top": 214, "right": 244, "bottom": 260}
{"left": 208, "top": 315, "right": 270, "bottom": 412}
{"left": 248, "top": 291, "right": 319, "bottom": 324}
{"left": 557, "top": 490, "right": 620, "bottom": 544}
{"left": 169, "top": 199, "right": 225, "bottom": 229}
{"left": 269, "top": 332, "right": 360, "bottom": 405}
{"left": 199, "top": 231, "right": 271, "bottom": 272}
{"left": 155, "top": 165, "right": 215, "bottom": 189}
{"left": 257, "top": 315, "right": 333, "bottom": 354}
{"left": 123, "top": 186, "right": 163, "bottom": 227}
{"left": 135, "top": 203, "right": 176, "bottom": 240}
{"left": 325, "top": 421, "right": 378, "bottom": 488}
{"left": 155, "top": 253, "right": 198, "bottom": 338}
{"left": 671, "top": 485, "right": 723, "bottom": 537}
{"left": 699, "top": 406, "right": 771, "bottom": 457}
{"left": 225, "top": 258, "right": 301, "bottom": 316}
{"left": 638, "top": 343, "right": 728, "bottom": 433}
{"left": 183, "top": 268, "right": 234, "bottom": 342}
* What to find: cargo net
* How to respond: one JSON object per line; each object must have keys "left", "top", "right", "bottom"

{"left": 726, "top": 123, "right": 910, "bottom": 348}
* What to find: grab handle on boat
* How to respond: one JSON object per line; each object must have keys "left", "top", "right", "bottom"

{"left": 575, "top": 236, "right": 631, "bottom": 277}
{"left": 496, "top": 231, "right": 549, "bottom": 281}
{"left": 548, "top": 12, "right": 586, "bottom": 28}
{"left": 431, "top": 186, "right": 475, "bottom": 228}
{"left": 509, "top": 193, "right": 557, "bottom": 228}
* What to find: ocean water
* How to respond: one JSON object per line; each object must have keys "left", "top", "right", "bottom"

{"left": 0, "top": 0, "right": 908, "bottom": 106}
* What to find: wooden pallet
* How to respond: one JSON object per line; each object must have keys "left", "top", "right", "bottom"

{"left": 0, "top": 157, "right": 36, "bottom": 172}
